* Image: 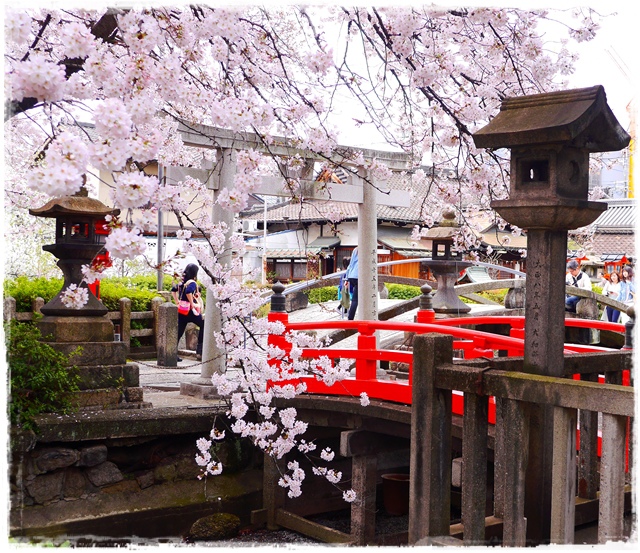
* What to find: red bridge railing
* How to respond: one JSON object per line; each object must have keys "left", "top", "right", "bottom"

{"left": 267, "top": 308, "right": 630, "bottom": 424}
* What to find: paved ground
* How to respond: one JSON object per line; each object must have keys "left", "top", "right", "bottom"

{"left": 139, "top": 299, "right": 503, "bottom": 409}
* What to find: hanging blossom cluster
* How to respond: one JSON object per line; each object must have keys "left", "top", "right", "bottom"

{"left": 5, "top": 5, "right": 602, "bottom": 499}
{"left": 59, "top": 284, "right": 89, "bottom": 310}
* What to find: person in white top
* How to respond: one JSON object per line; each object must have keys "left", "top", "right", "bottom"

{"left": 565, "top": 260, "right": 592, "bottom": 313}
{"left": 602, "top": 271, "right": 622, "bottom": 322}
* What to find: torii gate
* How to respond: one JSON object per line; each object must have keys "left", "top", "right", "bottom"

{"left": 166, "top": 122, "right": 411, "bottom": 396}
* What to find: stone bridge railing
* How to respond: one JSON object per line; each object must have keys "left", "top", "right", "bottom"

{"left": 454, "top": 278, "right": 631, "bottom": 316}
{"left": 410, "top": 333, "right": 634, "bottom": 546}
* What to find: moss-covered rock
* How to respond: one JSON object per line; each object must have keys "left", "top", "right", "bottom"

{"left": 187, "top": 512, "right": 241, "bottom": 541}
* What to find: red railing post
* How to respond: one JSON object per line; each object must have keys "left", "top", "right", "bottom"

{"left": 267, "top": 282, "right": 290, "bottom": 372}
{"left": 509, "top": 318, "right": 525, "bottom": 356}
{"left": 415, "top": 283, "right": 436, "bottom": 324}
{"left": 356, "top": 323, "right": 377, "bottom": 380}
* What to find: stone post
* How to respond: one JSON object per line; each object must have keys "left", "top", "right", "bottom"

{"left": 119, "top": 298, "right": 131, "bottom": 348}
{"left": 150, "top": 296, "right": 164, "bottom": 351}
{"left": 358, "top": 168, "right": 379, "bottom": 323}
{"left": 4, "top": 297, "right": 16, "bottom": 322}
{"left": 520, "top": 229, "right": 568, "bottom": 541}
{"left": 157, "top": 302, "right": 178, "bottom": 367}
{"left": 32, "top": 297, "right": 45, "bottom": 315}
{"left": 409, "top": 333, "right": 453, "bottom": 544}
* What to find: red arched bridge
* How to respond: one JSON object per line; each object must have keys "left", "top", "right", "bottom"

{"left": 257, "top": 292, "right": 634, "bottom": 547}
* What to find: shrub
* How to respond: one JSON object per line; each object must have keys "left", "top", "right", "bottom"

{"left": 3, "top": 276, "right": 64, "bottom": 312}
{"left": 307, "top": 286, "right": 338, "bottom": 303}
{"left": 99, "top": 281, "right": 163, "bottom": 311}
{"left": 385, "top": 283, "right": 422, "bottom": 300}
{"left": 105, "top": 274, "right": 175, "bottom": 292}
{"left": 478, "top": 288, "right": 508, "bottom": 304}
{"left": 6, "top": 319, "right": 80, "bottom": 430}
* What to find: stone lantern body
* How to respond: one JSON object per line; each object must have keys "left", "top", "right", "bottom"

{"left": 422, "top": 211, "right": 471, "bottom": 313}
{"left": 472, "top": 85, "right": 630, "bottom": 544}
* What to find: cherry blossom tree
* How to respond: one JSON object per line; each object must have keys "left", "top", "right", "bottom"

{"left": 4, "top": 3, "right": 603, "bottom": 500}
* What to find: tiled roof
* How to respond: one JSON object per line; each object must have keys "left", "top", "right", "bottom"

{"left": 265, "top": 248, "right": 322, "bottom": 259}
{"left": 592, "top": 198, "right": 636, "bottom": 231}
{"left": 242, "top": 171, "right": 431, "bottom": 224}
{"left": 377, "top": 226, "right": 431, "bottom": 251}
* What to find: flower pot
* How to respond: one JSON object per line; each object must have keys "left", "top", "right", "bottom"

{"left": 381, "top": 473, "right": 410, "bottom": 516}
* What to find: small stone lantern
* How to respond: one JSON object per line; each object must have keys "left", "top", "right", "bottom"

{"left": 29, "top": 187, "right": 122, "bottom": 348}
{"left": 422, "top": 211, "right": 471, "bottom": 313}
{"left": 27, "top": 185, "right": 144, "bottom": 409}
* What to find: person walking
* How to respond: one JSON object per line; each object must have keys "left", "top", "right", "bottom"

{"left": 337, "top": 256, "right": 351, "bottom": 318}
{"left": 602, "top": 271, "right": 621, "bottom": 322}
{"left": 565, "top": 259, "right": 592, "bottom": 312}
{"left": 344, "top": 247, "right": 359, "bottom": 320}
{"left": 171, "top": 263, "right": 204, "bottom": 361}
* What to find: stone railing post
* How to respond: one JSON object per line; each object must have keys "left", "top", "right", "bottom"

{"left": 119, "top": 298, "right": 131, "bottom": 347}
{"left": 4, "top": 297, "right": 16, "bottom": 322}
{"left": 157, "top": 302, "right": 178, "bottom": 367}
{"left": 409, "top": 333, "right": 453, "bottom": 545}
{"left": 32, "top": 297, "right": 45, "bottom": 316}
{"left": 150, "top": 296, "right": 165, "bottom": 351}
{"left": 504, "top": 279, "right": 526, "bottom": 309}
{"left": 622, "top": 306, "right": 634, "bottom": 351}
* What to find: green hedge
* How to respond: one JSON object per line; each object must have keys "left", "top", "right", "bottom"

{"left": 305, "top": 283, "right": 425, "bottom": 303}
{"left": 385, "top": 283, "right": 422, "bottom": 300}
{"left": 4, "top": 276, "right": 165, "bottom": 313}
{"left": 3, "top": 277, "right": 64, "bottom": 312}
{"left": 98, "top": 282, "right": 164, "bottom": 311}
{"left": 307, "top": 286, "right": 339, "bottom": 303}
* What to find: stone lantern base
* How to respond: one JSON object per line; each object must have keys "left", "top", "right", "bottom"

{"left": 38, "top": 315, "right": 114, "bottom": 344}
{"left": 37, "top": 315, "right": 148, "bottom": 410}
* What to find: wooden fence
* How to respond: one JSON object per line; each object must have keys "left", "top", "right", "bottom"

{"left": 3, "top": 296, "right": 168, "bottom": 359}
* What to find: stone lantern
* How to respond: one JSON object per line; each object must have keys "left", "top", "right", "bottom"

{"left": 473, "top": 85, "right": 630, "bottom": 543}
{"left": 28, "top": 187, "right": 126, "bottom": 364}
{"left": 422, "top": 210, "right": 471, "bottom": 313}
{"left": 29, "top": 191, "right": 119, "bottom": 317}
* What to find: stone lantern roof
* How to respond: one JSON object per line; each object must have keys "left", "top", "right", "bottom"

{"left": 29, "top": 195, "right": 119, "bottom": 219}
{"left": 473, "top": 85, "right": 630, "bottom": 152}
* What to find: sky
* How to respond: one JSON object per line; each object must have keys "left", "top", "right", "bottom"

{"left": 564, "top": 3, "right": 637, "bottom": 131}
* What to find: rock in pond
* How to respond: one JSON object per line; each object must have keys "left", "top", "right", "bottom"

{"left": 187, "top": 513, "right": 241, "bottom": 541}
